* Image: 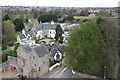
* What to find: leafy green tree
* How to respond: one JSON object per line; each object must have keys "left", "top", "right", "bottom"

{"left": 14, "top": 18, "right": 24, "bottom": 31}
{"left": 3, "top": 14, "right": 11, "bottom": 21}
{"left": 25, "top": 17, "right": 29, "bottom": 23}
{"left": 38, "top": 14, "right": 58, "bottom": 23}
{"left": 2, "top": 20, "right": 16, "bottom": 50}
{"left": 59, "top": 36, "right": 63, "bottom": 44}
{"left": 55, "top": 24, "right": 63, "bottom": 41}
{"left": 96, "top": 17, "right": 118, "bottom": 78}
{"left": 66, "top": 15, "right": 74, "bottom": 21}
{"left": 34, "top": 12, "right": 38, "bottom": 19}
{"left": 65, "top": 21, "right": 105, "bottom": 77}
{"left": 80, "top": 10, "right": 89, "bottom": 16}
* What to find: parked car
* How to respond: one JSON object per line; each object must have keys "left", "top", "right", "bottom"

{"left": 49, "top": 37, "right": 54, "bottom": 39}
{"left": 41, "top": 41, "right": 46, "bottom": 43}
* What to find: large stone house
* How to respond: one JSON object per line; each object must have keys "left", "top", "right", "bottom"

{"left": 17, "top": 44, "right": 49, "bottom": 78}
{"left": 32, "top": 23, "right": 57, "bottom": 40}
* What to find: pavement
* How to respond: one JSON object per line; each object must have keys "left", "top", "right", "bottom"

{"left": 41, "top": 65, "right": 74, "bottom": 78}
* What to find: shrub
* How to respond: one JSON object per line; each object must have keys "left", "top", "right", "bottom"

{"left": 13, "top": 43, "right": 20, "bottom": 57}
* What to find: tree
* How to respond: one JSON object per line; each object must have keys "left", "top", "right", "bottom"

{"left": 2, "top": 20, "right": 16, "bottom": 50}
{"left": 14, "top": 18, "right": 25, "bottom": 31}
{"left": 96, "top": 17, "right": 118, "bottom": 78}
{"left": 66, "top": 15, "right": 74, "bottom": 21}
{"left": 59, "top": 36, "right": 63, "bottom": 44}
{"left": 3, "top": 14, "right": 11, "bottom": 21}
{"left": 65, "top": 21, "right": 105, "bottom": 77}
{"left": 55, "top": 24, "right": 63, "bottom": 43}
{"left": 80, "top": 10, "right": 89, "bottom": 16}
{"left": 34, "top": 12, "right": 38, "bottom": 19}
{"left": 38, "top": 14, "right": 58, "bottom": 23}
{"left": 25, "top": 17, "right": 29, "bottom": 23}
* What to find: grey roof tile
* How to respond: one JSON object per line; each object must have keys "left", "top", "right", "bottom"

{"left": 35, "top": 24, "right": 57, "bottom": 31}
{"left": 33, "top": 44, "right": 49, "bottom": 58}
{"left": 22, "top": 45, "right": 31, "bottom": 53}
{"left": 19, "top": 34, "right": 26, "bottom": 39}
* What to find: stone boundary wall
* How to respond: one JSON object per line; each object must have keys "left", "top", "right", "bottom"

{"left": 1, "top": 56, "right": 18, "bottom": 73}
{"left": 7, "top": 56, "right": 18, "bottom": 67}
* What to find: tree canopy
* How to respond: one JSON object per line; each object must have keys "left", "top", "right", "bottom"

{"left": 65, "top": 21, "right": 105, "bottom": 77}
{"left": 14, "top": 18, "right": 25, "bottom": 31}
{"left": 2, "top": 20, "right": 16, "bottom": 50}
{"left": 38, "top": 14, "right": 58, "bottom": 23}
{"left": 96, "top": 17, "right": 118, "bottom": 78}
{"left": 34, "top": 12, "right": 38, "bottom": 19}
{"left": 55, "top": 24, "right": 63, "bottom": 41}
{"left": 3, "top": 14, "right": 11, "bottom": 21}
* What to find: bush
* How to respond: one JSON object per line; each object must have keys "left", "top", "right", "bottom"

{"left": 2, "top": 44, "right": 7, "bottom": 50}
{"left": 13, "top": 43, "right": 20, "bottom": 57}
{"left": 49, "top": 59, "right": 55, "bottom": 67}
{"left": 8, "top": 43, "right": 14, "bottom": 47}
{"left": 2, "top": 49, "right": 14, "bottom": 63}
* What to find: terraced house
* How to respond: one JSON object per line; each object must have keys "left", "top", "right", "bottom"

{"left": 32, "top": 23, "right": 57, "bottom": 40}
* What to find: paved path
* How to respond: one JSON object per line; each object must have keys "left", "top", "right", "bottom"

{"left": 41, "top": 65, "right": 74, "bottom": 78}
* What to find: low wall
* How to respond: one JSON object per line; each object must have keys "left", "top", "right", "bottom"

{"left": 1, "top": 62, "right": 10, "bottom": 72}
{"left": 7, "top": 56, "right": 18, "bottom": 67}
{"left": 1, "top": 56, "right": 18, "bottom": 73}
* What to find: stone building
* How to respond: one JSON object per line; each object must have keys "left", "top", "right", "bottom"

{"left": 17, "top": 44, "right": 49, "bottom": 78}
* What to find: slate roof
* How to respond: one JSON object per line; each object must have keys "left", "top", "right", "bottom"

{"left": 25, "top": 31, "right": 34, "bottom": 37}
{"left": 51, "top": 44, "right": 65, "bottom": 57}
{"left": 19, "top": 34, "right": 26, "bottom": 39}
{"left": 35, "top": 24, "right": 57, "bottom": 31}
{"left": 22, "top": 44, "right": 48, "bottom": 57}
{"left": 33, "top": 44, "right": 49, "bottom": 58}
{"left": 22, "top": 45, "right": 31, "bottom": 53}
{"left": 24, "top": 23, "right": 33, "bottom": 30}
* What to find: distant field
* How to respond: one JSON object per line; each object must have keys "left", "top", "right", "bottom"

{"left": 74, "top": 16, "right": 96, "bottom": 19}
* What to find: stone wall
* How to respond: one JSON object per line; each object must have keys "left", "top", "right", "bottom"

{"left": 1, "top": 56, "right": 18, "bottom": 73}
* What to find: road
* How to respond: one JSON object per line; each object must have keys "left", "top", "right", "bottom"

{"left": 41, "top": 65, "right": 74, "bottom": 78}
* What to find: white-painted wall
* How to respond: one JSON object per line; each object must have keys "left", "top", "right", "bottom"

{"left": 49, "top": 30, "right": 56, "bottom": 38}
{"left": 54, "top": 51, "right": 62, "bottom": 61}
{"left": 36, "top": 30, "right": 42, "bottom": 38}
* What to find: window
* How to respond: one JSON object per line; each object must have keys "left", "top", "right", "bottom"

{"left": 50, "top": 31, "right": 51, "bottom": 34}
{"left": 38, "top": 67, "right": 40, "bottom": 71}
{"left": 34, "top": 64, "right": 36, "bottom": 67}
